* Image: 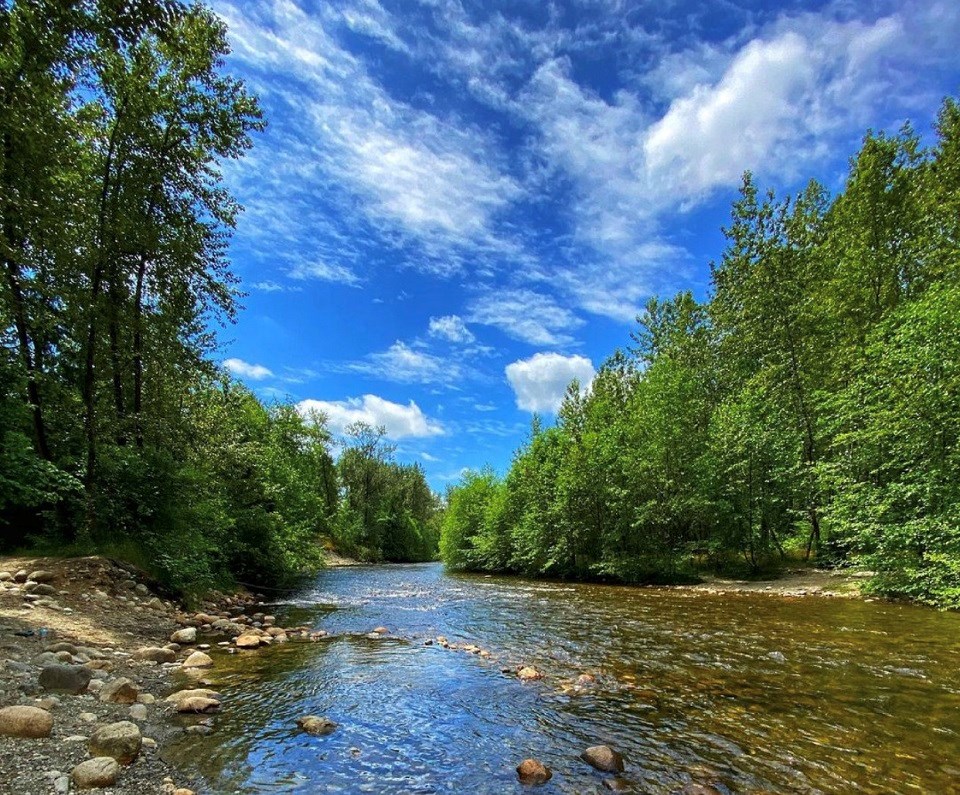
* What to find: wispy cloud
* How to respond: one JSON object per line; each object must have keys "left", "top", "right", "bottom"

{"left": 469, "top": 289, "right": 583, "bottom": 347}
{"left": 428, "top": 314, "right": 475, "bottom": 344}
{"left": 343, "top": 341, "right": 462, "bottom": 385}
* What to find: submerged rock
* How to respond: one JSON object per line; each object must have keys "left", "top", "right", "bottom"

{"left": 517, "top": 666, "right": 543, "bottom": 682}
{"left": 296, "top": 715, "right": 338, "bottom": 736}
{"left": 516, "top": 758, "right": 552, "bottom": 785}
{"left": 580, "top": 745, "right": 625, "bottom": 773}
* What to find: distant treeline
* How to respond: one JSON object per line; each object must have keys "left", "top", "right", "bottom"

{"left": 0, "top": 2, "right": 438, "bottom": 591}
{"left": 442, "top": 99, "right": 960, "bottom": 608}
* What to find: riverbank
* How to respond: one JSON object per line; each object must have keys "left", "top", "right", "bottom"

{"left": 665, "top": 566, "right": 867, "bottom": 600}
{"left": 0, "top": 554, "right": 314, "bottom": 794}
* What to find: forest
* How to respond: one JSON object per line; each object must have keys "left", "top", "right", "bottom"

{"left": 0, "top": 1, "right": 439, "bottom": 592}
{"left": 441, "top": 101, "right": 960, "bottom": 608}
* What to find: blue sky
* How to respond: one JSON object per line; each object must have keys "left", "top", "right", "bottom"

{"left": 210, "top": 0, "right": 960, "bottom": 490}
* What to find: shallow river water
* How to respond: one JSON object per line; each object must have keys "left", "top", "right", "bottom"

{"left": 166, "top": 563, "right": 960, "bottom": 793}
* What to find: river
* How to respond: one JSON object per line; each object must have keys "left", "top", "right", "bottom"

{"left": 166, "top": 562, "right": 960, "bottom": 793}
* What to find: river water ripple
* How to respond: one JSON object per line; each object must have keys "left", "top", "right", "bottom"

{"left": 166, "top": 563, "right": 960, "bottom": 793}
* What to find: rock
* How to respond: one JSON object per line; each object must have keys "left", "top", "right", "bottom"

{"left": 129, "top": 703, "right": 148, "bottom": 721}
{"left": 79, "top": 712, "right": 97, "bottom": 723}
{"left": 372, "top": 626, "right": 389, "bottom": 635}
{"left": 46, "top": 642, "right": 78, "bottom": 655}
{"left": 0, "top": 705, "right": 53, "bottom": 737}
{"left": 296, "top": 715, "right": 338, "bottom": 735}
{"left": 39, "top": 664, "right": 93, "bottom": 694}
{"left": 133, "top": 646, "right": 177, "bottom": 663}
{"left": 516, "top": 759, "right": 552, "bottom": 785}
{"left": 137, "top": 693, "right": 156, "bottom": 705}
{"left": 99, "top": 677, "right": 139, "bottom": 704}
{"left": 517, "top": 666, "right": 543, "bottom": 682}
{"left": 146, "top": 597, "right": 165, "bottom": 610}
{"left": 0, "top": 571, "right": 12, "bottom": 581}
{"left": 14, "top": 569, "right": 29, "bottom": 582}
{"left": 173, "top": 789, "right": 195, "bottom": 795}
{"left": 577, "top": 674, "right": 597, "bottom": 686}
{"left": 165, "top": 688, "right": 222, "bottom": 705}
{"left": 182, "top": 651, "right": 213, "bottom": 668}
{"left": 35, "top": 696, "right": 60, "bottom": 710}
{"left": 175, "top": 697, "right": 221, "bottom": 713}
{"left": 235, "top": 633, "right": 262, "bottom": 649}
{"left": 71, "top": 757, "right": 120, "bottom": 789}
{"left": 54, "top": 774, "right": 70, "bottom": 794}
{"left": 602, "top": 778, "right": 633, "bottom": 791}
{"left": 30, "top": 583, "right": 57, "bottom": 596}
{"left": 89, "top": 720, "right": 142, "bottom": 764}
{"left": 30, "top": 568, "right": 57, "bottom": 582}
{"left": 170, "top": 627, "right": 197, "bottom": 645}
{"left": 87, "top": 679, "right": 104, "bottom": 693}
{"left": 767, "top": 651, "right": 786, "bottom": 663}
{"left": 580, "top": 745, "right": 625, "bottom": 773}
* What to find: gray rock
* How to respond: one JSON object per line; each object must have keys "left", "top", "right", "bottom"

{"left": 89, "top": 720, "right": 142, "bottom": 764}
{"left": 39, "top": 664, "right": 93, "bottom": 694}
{"left": 170, "top": 627, "right": 197, "bottom": 644}
{"left": 71, "top": 757, "right": 120, "bottom": 789}
{"left": 128, "top": 703, "right": 148, "bottom": 721}
{"left": 0, "top": 705, "right": 53, "bottom": 737}
{"left": 134, "top": 583, "right": 149, "bottom": 596}
{"left": 580, "top": 745, "right": 625, "bottom": 773}
{"left": 28, "top": 570, "right": 55, "bottom": 583}
{"left": 14, "top": 569, "right": 29, "bottom": 583}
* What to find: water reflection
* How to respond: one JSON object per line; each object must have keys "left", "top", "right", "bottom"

{"left": 165, "top": 563, "right": 960, "bottom": 793}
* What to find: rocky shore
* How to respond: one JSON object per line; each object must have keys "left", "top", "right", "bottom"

{"left": 0, "top": 555, "right": 318, "bottom": 794}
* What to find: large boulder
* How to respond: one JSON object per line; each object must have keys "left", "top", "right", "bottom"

{"left": 182, "top": 651, "right": 213, "bottom": 668}
{"left": 29, "top": 569, "right": 55, "bottom": 583}
{"left": 26, "top": 582, "right": 57, "bottom": 596}
{"left": 175, "top": 697, "right": 220, "bottom": 714}
{"left": 72, "top": 757, "right": 120, "bottom": 789}
{"left": 580, "top": 745, "right": 624, "bottom": 773}
{"left": 0, "top": 705, "right": 53, "bottom": 738}
{"left": 89, "top": 720, "right": 142, "bottom": 764}
{"left": 39, "top": 664, "right": 93, "bottom": 694}
{"left": 133, "top": 647, "right": 176, "bottom": 664}
{"left": 516, "top": 759, "right": 552, "bottom": 785}
{"left": 235, "top": 633, "right": 262, "bottom": 649}
{"left": 170, "top": 627, "right": 197, "bottom": 645}
{"left": 99, "top": 677, "right": 139, "bottom": 704}
{"left": 296, "top": 715, "right": 337, "bottom": 736}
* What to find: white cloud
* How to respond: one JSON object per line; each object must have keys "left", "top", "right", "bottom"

{"left": 469, "top": 289, "right": 583, "bottom": 346}
{"left": 428, "top": 315, "right": 475, "bottom": 344}
{"left": 288, "top": 257, "right": 362, "bottom": 286}
{"left": 223, "top": 358, "right": 273, "bottom": 380}
{"left": 505, "top": 352, "right": 595, "bottom": 413}
{"left": 297, "top": 394, "right": 444, "bottom": 439}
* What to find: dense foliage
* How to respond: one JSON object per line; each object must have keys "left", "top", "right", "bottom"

{"left": 0, "top": 1, "right": 438, "bottom": 591}
{"left": 441, "top": 101, "right": 960, "bottom": 608}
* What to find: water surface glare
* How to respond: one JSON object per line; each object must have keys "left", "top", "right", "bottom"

{"left": 166, "top": 563, "right": 960, "bottom": 793}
